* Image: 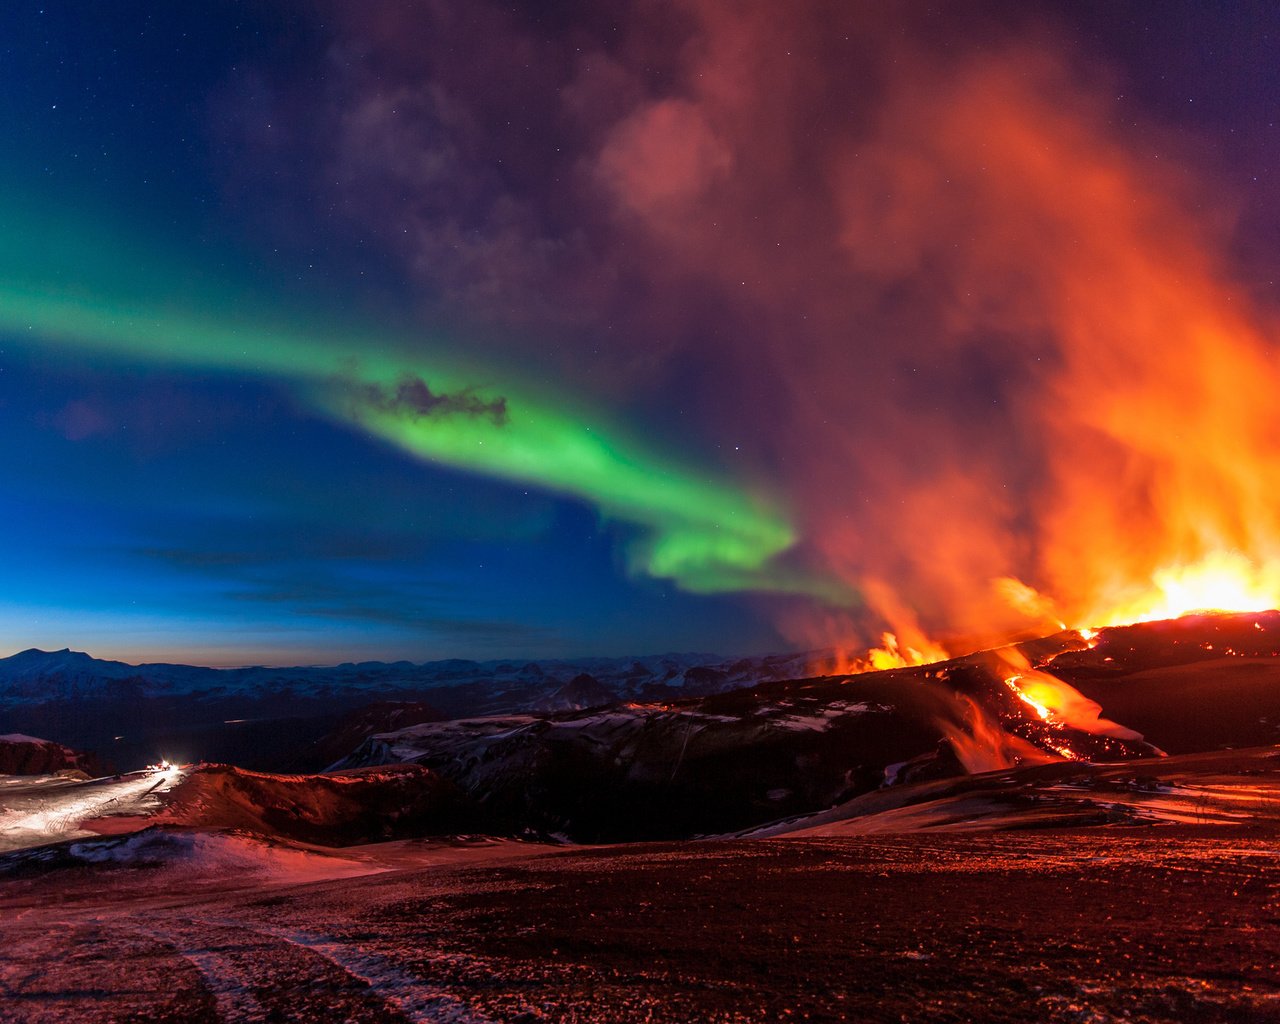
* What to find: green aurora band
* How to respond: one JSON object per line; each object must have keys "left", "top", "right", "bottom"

{"left": 0, "top": 211, "right": 835, "bottom": 599}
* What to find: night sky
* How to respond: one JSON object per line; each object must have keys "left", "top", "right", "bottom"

{"left": 3, "top": 2, "right": 1279, "bottom": 665}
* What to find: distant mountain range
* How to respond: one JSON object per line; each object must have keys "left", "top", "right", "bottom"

{"left": 7, "top": 611, "right": 1280, "bottom": 795}
{"left": 5, "top": 613, "right": 1280, "bottom": 848}
{"left": 0, "top": 645, "right": 828, "bottom": 707}
{"left": 0, "top": 646, "right": 819, "bottom": 771}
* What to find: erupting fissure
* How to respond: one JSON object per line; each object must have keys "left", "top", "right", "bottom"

{"left": 1086, "top": 553, "right": 1280, "bottom": 629}
{"left": 830, "top": 551, "right": 1280, "bottom": 684}
{"left": 818, "top": 631, "right": 951, "bottom": 675}
{"left": 826, "top": 608, "right": 1164, "bottom": 773}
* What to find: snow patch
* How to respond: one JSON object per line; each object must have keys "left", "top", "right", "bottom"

{"left": 246, "top": 922, "right": 494, "bottom": 1023}
{"left": 66, "top": 829, "right": 381, "bottom": 880}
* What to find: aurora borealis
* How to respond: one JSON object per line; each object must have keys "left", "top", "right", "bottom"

{"left": 1, "top": 209, "right": 813, "bottom": 661}
{"left": 1, "top": 2, "right": 824, "bottom": 663}
{"left": 0, "top": 232, "right": 809, "bottom": 597}
{"left": 5, "top": 2, "right": 1280, "bottom": 665}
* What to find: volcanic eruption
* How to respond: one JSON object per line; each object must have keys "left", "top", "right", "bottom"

{"left": 747, "top": 28, "right": 1280, "bottom": 677}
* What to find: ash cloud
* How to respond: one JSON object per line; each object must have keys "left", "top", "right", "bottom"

{"left": 225, "top": 1, "right": 1280, "bottom": 652}
{"left": 357, "top": 376, "right": 508, "bottom": 425}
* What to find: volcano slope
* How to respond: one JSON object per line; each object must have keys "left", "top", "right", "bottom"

{"left": 3, "top": 612, "right": 1280, "bottom": 1022}
{"left": 322, "top": 613, "right": 1280, "bottom": 842}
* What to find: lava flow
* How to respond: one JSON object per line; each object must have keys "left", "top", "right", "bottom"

{"left": 995, "top": 647, "right": 1142, "bottom": 741}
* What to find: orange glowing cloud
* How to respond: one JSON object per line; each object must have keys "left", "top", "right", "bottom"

{"left": 311, "top": 2, "right": 1280, "bottom": 661}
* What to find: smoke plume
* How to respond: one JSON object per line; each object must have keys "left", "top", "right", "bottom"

{"left": 233, "top": 1, "right": 1280, "bottom": 653}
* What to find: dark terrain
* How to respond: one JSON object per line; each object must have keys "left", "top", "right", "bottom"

{"left": 4, "top": 612, "right": 1280, "bottom": 1021}
{"left": 2, "top": 827, "right": 1277, "bottom": 1023}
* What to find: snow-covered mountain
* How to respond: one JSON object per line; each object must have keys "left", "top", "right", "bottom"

{"left": 0, "top": 646, "right": 815, "bottom": 771}
{"left": 0, "top": 647, "right": 809, "bottom": 707}
{"left": 322, "top": 612, "right": 1280, "bottom": 842}
{"left": 8, "top": 610, "right": 1279, "bottom": 797}
{"left": 5, "top": 612, "right": 1280, "bottom": 851}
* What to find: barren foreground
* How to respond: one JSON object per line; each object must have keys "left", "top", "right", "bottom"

{"left": 3, "top": 827, "right": 1278, "bottom": 1023}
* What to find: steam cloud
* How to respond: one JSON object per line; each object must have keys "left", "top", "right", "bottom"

{"left": 357, "top": 376, "right": 509, "bottom": 425}
{"left": 243, "top": 1, "right": 1280, "bottom": 653}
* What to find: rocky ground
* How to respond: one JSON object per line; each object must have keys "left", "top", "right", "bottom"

{"left": 2, "top": 825, "right": 1278, "bottom": 1023}
{"left": 5, "top": 613, "right": 1280, "bottom": 1021}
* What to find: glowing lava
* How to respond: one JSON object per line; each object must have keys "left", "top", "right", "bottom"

{"left": 995, "top": 649, "right": 1142, "bottom": 743}
{"left": 820, "top": 631, "right": 950, "bottom": 675}
{"left": 1004, "top": 674, "right": 1054, "bottom": 722}
{"left": 1088, "top": 552, "right": 1280, "bottom": 628}
{"left": 992, "top": 555, "right": 1280, "bottom": 641}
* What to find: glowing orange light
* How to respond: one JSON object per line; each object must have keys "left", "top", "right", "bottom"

{"left": 1088, "top": 552, "right": 1280, "bottom": 628}
{"left": 821, "top": 631, "right": 950, "bottom": 675}
{"left": 1004, "top": 674, "right": 1054, "bottom": 722}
